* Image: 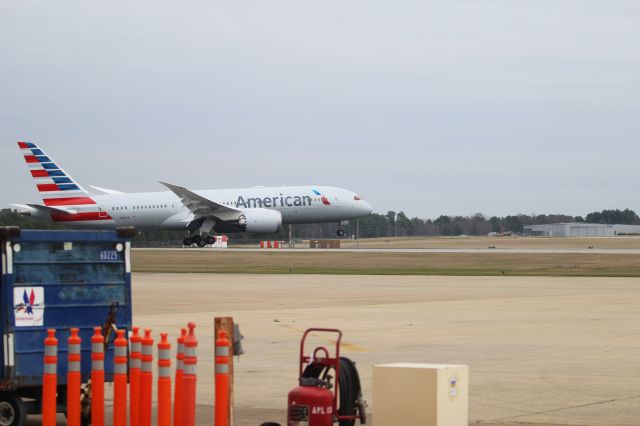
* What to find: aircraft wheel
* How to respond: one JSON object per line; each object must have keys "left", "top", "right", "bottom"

{"left": 183, "top": 237, "right": 193, "bottom": 247}
{"left": 205, "top": 236, "right": 216, "bottom": 245}
{"left": 337, "top": 229, "right": 346, "bottom": 237}
{"left": 194, "top": 236, "right": 206, "bottom": 248}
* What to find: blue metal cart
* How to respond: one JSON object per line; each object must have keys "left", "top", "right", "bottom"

{"left": 0, "top": 227, "right": 134, "bottom": 425}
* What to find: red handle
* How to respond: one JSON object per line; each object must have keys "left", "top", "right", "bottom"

{"left": 299, "top": 328, "right": 342, "bottom": 376}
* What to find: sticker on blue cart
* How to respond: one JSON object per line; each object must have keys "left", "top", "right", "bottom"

{"left": 13, "top": 287, "right": 45, "bottom": 326}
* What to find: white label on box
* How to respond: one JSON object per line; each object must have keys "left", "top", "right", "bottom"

{"left": 449, "top": 377, "right": 458, "bottom": 398}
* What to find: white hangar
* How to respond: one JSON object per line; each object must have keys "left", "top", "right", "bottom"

{"left": 523, "top": 223, "right": 640, "bottom": 237}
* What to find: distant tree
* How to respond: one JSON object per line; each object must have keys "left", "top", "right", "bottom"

{"left": 434, "top": 215, "right": 450, "bottom": 225}
{"left": 386, "top": 211, "right": 397, "bottom": 237}
{"left": 468, "top": 213, "right": 491, "bottom": 235}
{"left": 547, "top": 214, "right": 576, "bottom": 224}
{"left": 396, "top": 211, "right": 413, "bottom": 236}
{"left": 409, "top": 217, "right": 428, "bottom": 236}
{"left": 422, "top": 219, "right": 439, "bottom": 236}
{"left": 503, "top": 215, "right": 524, "bottom": 233}
{"left": 434, "top": 215, "right": 452, "bottom": 235}
{"left": 0, "top": 209, "right": 65, "bottom": 229}
{"left": 489, "top": 216, "right": 502, "bottom": 233}
{"left": 585, "top": 209, "right": 639, "bottom": 224}
{"left": 354, "top": 213, "right": 388, "bottom": 238}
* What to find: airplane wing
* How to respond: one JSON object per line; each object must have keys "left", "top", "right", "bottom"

{"left": 160, "top": 182, "right": 242, "bottom": 222}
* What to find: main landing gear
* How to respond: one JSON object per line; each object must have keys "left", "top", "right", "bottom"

{"left": 183, "top": 234, "right": 216, "bottom": 247}
{"left": 336, "top": 220, "right": 349, "bottom": 237}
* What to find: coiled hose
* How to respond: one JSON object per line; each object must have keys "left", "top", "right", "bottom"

{"left": 302, "top": 357, "right": 366, "bottom": 425}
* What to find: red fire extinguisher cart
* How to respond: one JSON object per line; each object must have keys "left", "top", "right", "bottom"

{"left": 287, "top": 328, "right": 366, "bottom": 426}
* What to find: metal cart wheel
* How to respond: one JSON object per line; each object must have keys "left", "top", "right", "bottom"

{"left": 80, "top": 388, "right": 92, "bottom": 426}
{"left": 80, "top": 411, "right": 91, "bottom": 426}
{"left": 0, "top": 393, "right": 27, "bottom": 426}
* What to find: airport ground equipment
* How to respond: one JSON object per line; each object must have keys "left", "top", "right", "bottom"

{"left": 309, "top": 240, "right": 341, "bottom": 249}
{"left": 259, "top": 240, "right": 285, "bottom": 248}
{"left": 0, "top": 226, "right": 133, "bottom": 425}
{"left": 276, "top": 328, "right": 366, "bottom": 426}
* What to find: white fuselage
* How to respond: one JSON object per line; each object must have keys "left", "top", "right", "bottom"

{"left": 74, "top": 185, "right": 372, "bottom": 230}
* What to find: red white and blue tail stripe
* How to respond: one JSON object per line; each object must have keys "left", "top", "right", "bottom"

{"left": 17, "top": 142, "right": 112, "bottom": 223}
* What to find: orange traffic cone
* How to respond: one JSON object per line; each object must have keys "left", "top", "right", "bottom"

{"left": 139, "top": 329, "right": 154, "bottom": 426}
{"left": 67, "top": 328, "right": 82, "bottom": 426}
{"left": 173, "top": 328, "right": 187, "bottom": 426}
{"left": 113, "top": 329, "right": 128, "bottom": 426}
{"left": 157, "top": 333, "right": 172, "bottom": 426}
{"left": 183, "top": 323, "right": 198, "bottom": 426}
{"left": 91, "top": 327, "right": 105, "bottom": 426}
{"left": 129, "top": 327, "right": 142, "bottom": 426}
{"left": 42, "top": 329, "right": 58, "bottom": 426}
{"left": 215, "top": 330, "right": 230, "bottom": 426}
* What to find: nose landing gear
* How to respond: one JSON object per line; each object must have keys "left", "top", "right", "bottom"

{"left": 336, "top": 220, "right": 349, "bottom": 237}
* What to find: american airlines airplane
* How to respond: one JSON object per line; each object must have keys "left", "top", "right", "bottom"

{"left": 12, "top": 142, "right": 373, "bottom": 247}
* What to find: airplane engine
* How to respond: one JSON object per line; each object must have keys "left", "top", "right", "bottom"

{"left": 239, "top": 208, "right": 283, "bottom": 234}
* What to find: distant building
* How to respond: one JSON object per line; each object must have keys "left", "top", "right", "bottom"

{"left": 523, "top": 223, "right": 640, "bottom": 237}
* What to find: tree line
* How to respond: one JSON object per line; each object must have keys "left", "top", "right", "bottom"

{"left": 1, "top": 208, "right": 638, "bottom": 244}
{"left": 345, "top": 208, "right": 640, "bottom": 238}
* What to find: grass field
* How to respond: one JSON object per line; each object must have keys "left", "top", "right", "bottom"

{"left": 333, "top": 235, "right": 640, "bottom": 249}
{"left": 132, "top": 250, "right": 640, "bottom": 276}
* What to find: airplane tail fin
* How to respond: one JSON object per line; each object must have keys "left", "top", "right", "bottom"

{"left": 17, "top": 141, "right": 96, "bottom": 207}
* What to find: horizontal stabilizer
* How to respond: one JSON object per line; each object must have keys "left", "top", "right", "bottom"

{"left": 9, "top": 204, "right": 36, "bottom": 214}
{"left": 26, "top": 204, "right": 77, "bottom": 215}
{"left": 90, "top": 185, "right": 124, "bottom": 195}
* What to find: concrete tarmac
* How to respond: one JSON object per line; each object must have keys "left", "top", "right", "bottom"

{"left": 40, "top": 274, "right": 640, "bottom": 425}
{"left": 123, "top": 273, "right": 640, "bottom": 426}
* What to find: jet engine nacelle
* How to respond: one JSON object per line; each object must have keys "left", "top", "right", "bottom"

{"left": 239, "top": 208, "right": 283, "bottom": 234}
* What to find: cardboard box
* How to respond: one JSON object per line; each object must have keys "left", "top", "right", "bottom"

{"left": 373, "top": 363, "right": 468, "bottom": 426}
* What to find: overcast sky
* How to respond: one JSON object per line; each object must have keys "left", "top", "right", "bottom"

{"left": 1, "top": 1, "right": 638, "bottom": 218}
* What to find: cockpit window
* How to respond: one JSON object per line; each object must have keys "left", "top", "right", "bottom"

{"left": 354, "top": 195, "right": 361, "bottom": 201}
